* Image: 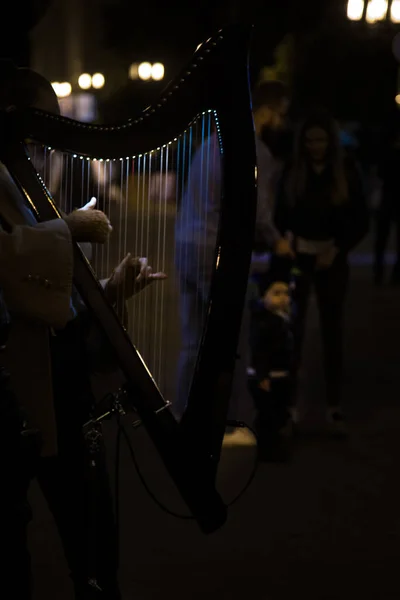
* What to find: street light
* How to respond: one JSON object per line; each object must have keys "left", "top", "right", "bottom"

{"left": 151, "top": 63, "right": 165, "bottom": 81}
{"left": 52, "top": 82, "right": 71, "bottom": 98}
{"left": 392, "top": 0, "right": 400, "bottom": 22}
{"left": 366, "top": 0, "right": 388, "bottom": 22}
{"left": 347, "top": 0, "right": 365, "bottom": 19}
{"left": 138, "top": 62, "right": 152, "bottom": 81}
{"left": 347, "top": 0, "right": 400, "bottom": 22}
{"left": 92, "top": 73, "right": 105, "bottom": 89}
{"left": 78, "top": 73, "right": 92, "bottom": 90}
{"left": 130, "top": 62, "right": 165, "bottom": 81}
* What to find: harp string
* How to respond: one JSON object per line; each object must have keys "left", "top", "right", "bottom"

{"left": 198, "top": 114, "right": 206, "bottom": 332}
{"left": 183, "top": 124, "right": 194, "bottom": 403}
{"left": 99, "top": 162, "right": 105, "bottom": 280}
{"left": 106, "top": 160, "right": 111, "bottom": 284}
{"left": 159, "top": 143, "right": 169, "bottom": 388}
{"left": 131, "top": 155, "right": 141, "bottom": 342}
{"left": 123, "top": 158, "right": 130, "bottom": 329}
{"left": 144, "top": 150, "right": 152, "bottom": 363}
{"left": 153, "top": 148, "right": 162, "bottom": 382}
{"left": 203, "top": 112, "right": 212, "bottom": 334}
{"left": 26, "top": 112, "right": 219, "bottom": 403}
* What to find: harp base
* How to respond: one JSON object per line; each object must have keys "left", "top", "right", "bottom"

{"left": 83, "top": 421, "right": 105, "bottom": 595}
{"left": 82, "top": 393, "right": 127, "bottom": 596}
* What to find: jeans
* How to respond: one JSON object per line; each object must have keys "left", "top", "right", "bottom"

{"left": 291, "top": 254, "right": 349, "bottom": 408}
{"left": 249, "top": 376, "right": 291, "bottom": 451}
{"left": 374, "top": 198, "right": 400, "bottom": 282}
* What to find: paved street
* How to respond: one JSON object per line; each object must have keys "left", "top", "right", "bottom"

{"left": 30, "top": 233, "right": 400, "bottom": 599}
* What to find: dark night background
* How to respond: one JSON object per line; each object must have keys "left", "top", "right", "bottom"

{"left": 3, "top": 3, "right": 400, "bottom": 600}
{"left": 2, "top": 0, "right": 400, "bottom": 130}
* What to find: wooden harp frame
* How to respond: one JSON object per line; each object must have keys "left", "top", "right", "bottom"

{"left": 0, "top": 24, "right": 257, "bottom": 534}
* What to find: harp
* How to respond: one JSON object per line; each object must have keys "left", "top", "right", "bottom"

{"left": 0, "top": 24, "right": 256, "bottom": 534}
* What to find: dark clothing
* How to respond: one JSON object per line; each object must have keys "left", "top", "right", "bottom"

{"left": 274, "top": 158, "right": 368, "bottom": 409}
{"left": 1, "top": 363, "right": 38, "bottom": 598}
{"left": 250, "top": 303, "right": 293, "bottom": 383}
{"left": 275, "top": 160, "right": 369, "bottom": 254}
{"left": 374, "top": 147, "right": 400, "bottom": 283}
{"left": 291, "top": 254, "right": 349, "bottom": 407}
{"left": 249, "top": 377, "right": 291, "bottom": 461}
{"left": 0, "top": 289, "right": 10, "bottom": 346}
{"left": 249, "top": 303, "right": 293, "bottom": 459}
{"left": 378, "top": 147, "right": 400, "bottom": 204}
{"left": 1, "top": 317, "right": 120, "bottom": 599}
{"left": 374, "top": 207, "right": 400, "bottom": 283}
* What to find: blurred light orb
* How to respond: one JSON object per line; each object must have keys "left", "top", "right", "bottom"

{"left": 365, "top": 0, "right": 388, "bottom": 23}
{"left": 151, "top": 63, "right": 165, "bottom": 81}
{"left": 391, "top": 0, "right": 400, "bottom": 22}
{"left": 78, "top": 73, "right": 92, "bottom": 90}
{"left": 347, "top": 0, "right": 365, "bottom": 20}
{"left": 129, "top": 63, "right": 139, "bottom": 80}
{"left": 395, "top": 94, "right": 400, "bottom": 105}
{"left": 138, "top": 62, "right": 152, "bottom": 81}
{"left": 92, "top": 73, "right": 105, "bottom": 89}
{"left": 54, "top": 82, "right": 71, "bottom": 98}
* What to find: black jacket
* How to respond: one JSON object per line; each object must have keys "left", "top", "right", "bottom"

{"left": 274, "top": 158, "right": 369, "bottom": 255}
{"left": 250, "top": 302, "right": 293, "bottom": 382}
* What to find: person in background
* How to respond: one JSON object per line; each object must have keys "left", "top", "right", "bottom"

{"left": 274, "top": 109, "right": 369, "bottom": 436}
{"left": 174, "top": 80, "right": 293, "bottom": 422}
{"left": 248, "top": 255, "right": 294, "bottom": 462}
{"left": 374, "top": 126, "right": 400, "bottom": 285}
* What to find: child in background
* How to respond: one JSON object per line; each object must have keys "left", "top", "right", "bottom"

{"left": 248, "top": 257, "right": 294, "bottom": 462}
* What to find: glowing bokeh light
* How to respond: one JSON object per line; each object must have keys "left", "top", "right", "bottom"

{"left": 129, "top": 63, "right": 139, "bottom": 80}
{"left": 91, "top": 73, "right": 105, "bottom": 89}
{"left": 347, "top": 0, "right": 365, "bottom": 20}
{"left": 365, "top": 0, "right": 388, "bottom": 23}
{"left": 78, "top": 73, "right": 92, "bottom": 90}
{"left": 151, "top": 63, "right": 165, "bottom": 81}
{"left": 53, "top": 82, "right": 71, "bottom": 98}
{"left": 138, "top": 62, "right": 152, "bottom": 81}
{"left": 391, "top": 0, "right": 400, "bottom": 22}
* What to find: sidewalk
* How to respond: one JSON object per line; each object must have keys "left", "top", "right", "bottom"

{"left": 30, "top": 251, "right": 400, "bottom": 599}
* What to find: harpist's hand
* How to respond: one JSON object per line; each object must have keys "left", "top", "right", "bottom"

{"left": 104, "top": 254, "right": 167, "bottom": 302}
{"left": 79, "top": 197, "right": 98, "bottom": 211}
{"left": 258, "top": 379, "right": 271, "bottom": 392}
{"left": 64, "top": 197, "right": 112, "bottom": 244}
{"left": 316, "top": 246, "right": 339, "bottom": 270}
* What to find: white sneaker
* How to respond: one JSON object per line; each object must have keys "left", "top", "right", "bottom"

{"left": 223, "top": 427, "right": 256, "bottom": 447}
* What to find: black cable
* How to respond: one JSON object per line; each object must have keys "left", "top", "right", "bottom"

{"left": 119, "top": 422, "right": 193, "bottom": 519}
{"left": 117, "top": 419, "right": 259, "bottom": 520}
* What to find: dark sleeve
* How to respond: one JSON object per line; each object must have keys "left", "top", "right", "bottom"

{"left": 273, "top": 166, "right": 292, "bottom": 237}
{"left": 250, "top": 312, "right": 276, "bottom": 382}
{"left": 335, "top": 161, "right": 370, "bottom": 254}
